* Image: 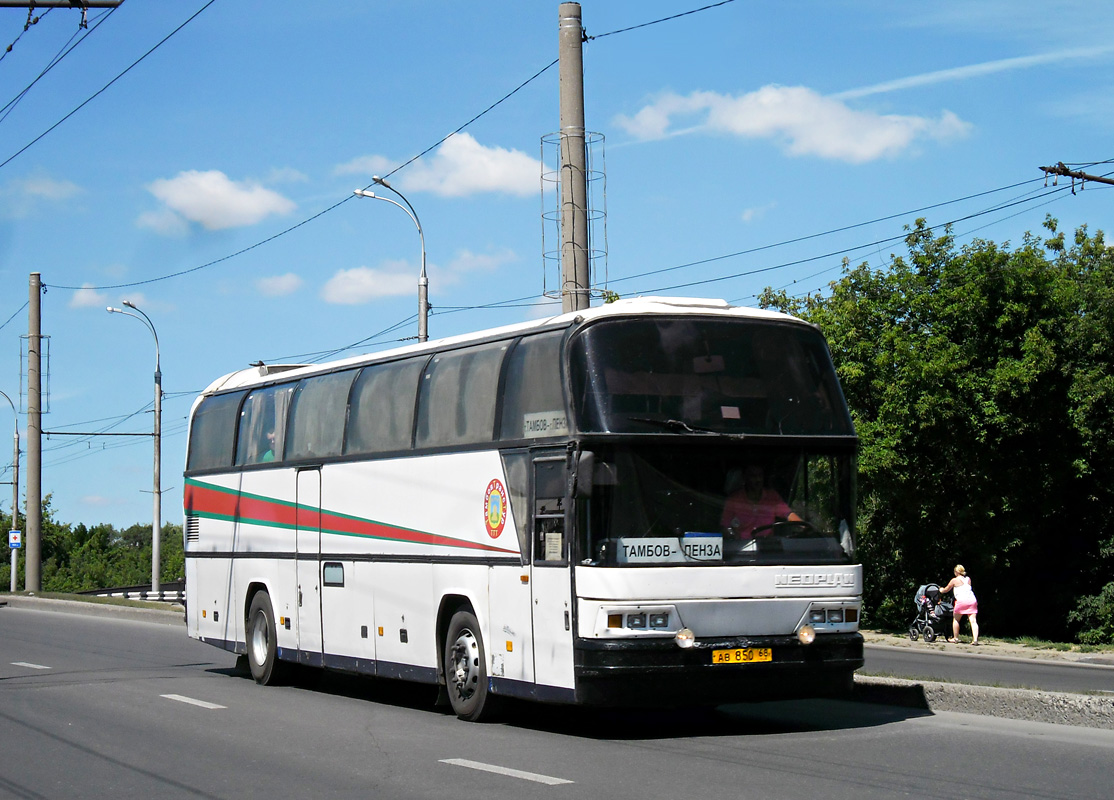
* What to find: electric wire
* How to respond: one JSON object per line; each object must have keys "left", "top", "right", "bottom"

{"left": 0, "top": 7, "right": 52, "bottom": 67}
{"left": 0, "top": 7, "right": 116, "bottom": 125}
{"left": 0, "top": 0, "right": 215, "bottom": 173}
{"left": 586, "top": 0, "right": 737, "bottom": 40}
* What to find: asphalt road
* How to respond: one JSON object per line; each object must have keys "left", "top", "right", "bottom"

{"left": 3, "top": 604, "right": 1114, "bottom": 800}
{"left": 864, "top": 643, "right": 1114, "bottom": 695}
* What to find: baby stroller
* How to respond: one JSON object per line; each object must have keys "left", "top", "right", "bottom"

{"left": 908, "top": 583, "right": 953, "bottom": 642}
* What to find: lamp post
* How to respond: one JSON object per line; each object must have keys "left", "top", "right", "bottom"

{"left": 353, "top": 175, "right": 429, "bottom": 343}
{"left": 0, "top": 390, "right": 18, "bottom": 592}
{"left": 107, "top": 301, "right": 162, "bottom": 598}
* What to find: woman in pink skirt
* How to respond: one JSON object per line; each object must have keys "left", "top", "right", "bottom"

{"left": 940, "top": 564, "right": 979, "bottom": 645}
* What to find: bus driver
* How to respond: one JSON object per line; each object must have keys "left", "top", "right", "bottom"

{"left": 721, "top": 464, "right": 802, "bottom": 538}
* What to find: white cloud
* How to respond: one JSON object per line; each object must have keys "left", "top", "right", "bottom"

{"left": 264, "top": 166, "right": 310, "bottom": 184}
{"left": 136, "top": 207, "right": 189, "bottom": 236}
{"left": 615, "top": 86, "right": 970, "bottom": 163}
{"left": 320, "top": 261, "right": 416, "bottom": 304}
{"left": 447, "top": 247, "right": 517, "bottom": 274}
{"left": 18, "top": 176, "right": 81, "bottom": 201}
{"left": 334, "top": 154, "right": 396, "bottom": 177}
{"left": 256, "top": 273, "right": 304, "bottom": 297}
{"left": 321, "top": 247, "right": 519, "bottom": 306}
{"left": 340, "top": 134, "right": 540, "bottom": 197}
{"left": 405, "top": 134, "right": 540, "bottom": 196}
{"left": 143, "top": 170, "right": 296, "bottom": 232}
{"left": 741, "top": 202, "right": 777, "bottom": 223}
{"left": 0, "top": 174, "right": 82, "bottom": 218}
{"left": 834, "top": 46, "right": 1114, "bottom": 100}
{"left": 68, "top": 284, "right": 109, "bottom": 309}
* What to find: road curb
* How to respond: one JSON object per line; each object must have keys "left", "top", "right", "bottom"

{"left": 854, "top": 675, "right": 1114, "bottom": 730}
{"left": 1, "top": 594, "right": 184, "bottom": 626}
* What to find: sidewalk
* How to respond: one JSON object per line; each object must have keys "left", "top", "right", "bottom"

{"left": 857, "top": 629, "right": 1114, "bottom": 730}
{"left": 860, "top": 628, "right": 1114, "bottom": 666}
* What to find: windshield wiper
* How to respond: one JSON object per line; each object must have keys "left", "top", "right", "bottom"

{"left": 627, "top": 416, "right": 721, "bottom": 434}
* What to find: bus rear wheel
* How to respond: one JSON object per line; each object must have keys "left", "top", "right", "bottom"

{"left": 444, "top": 610, "right": 499, "bottom": 721}
{"left": 247, "top": 591, "right": 286, "bottom": 685}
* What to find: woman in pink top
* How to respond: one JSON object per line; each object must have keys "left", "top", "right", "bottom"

{"left": 940, "top": 564, "right": 979, "bottom": 645}
{"left": 721, "top": 464, "right": 801, "bottom": 538}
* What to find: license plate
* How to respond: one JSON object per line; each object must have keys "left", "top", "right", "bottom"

{"left": 712, "top": 647, "right": 772, "bottom": 664}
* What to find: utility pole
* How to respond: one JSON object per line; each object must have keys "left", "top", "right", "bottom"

{"left": 1040, "top": 162, "right": 1114, "bottom": 189}
{"left": 25, "top": 272, "right": 41, "bottom": 593}
{"left": 559, "top": 2, "right": 590, "bottom": 313}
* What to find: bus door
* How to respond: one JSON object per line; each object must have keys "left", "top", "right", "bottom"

{"left": 530, "top": 453, "right": 575, "bottom": 692}
{"left": 295, "top": 466, "right": 323, "bottom": 664}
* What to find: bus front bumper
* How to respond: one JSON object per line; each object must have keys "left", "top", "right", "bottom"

{"left": 572, "top": 631, "right": 863, "bottom": 707}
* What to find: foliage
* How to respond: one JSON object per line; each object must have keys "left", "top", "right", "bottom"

{"left": 1068, "top": 582, "right": 1114, "bottom": 645}
{"left": 1, "top": 495, "right": 184, "bottom": 592}
{"left": 761, "top": 217, "right": 1114, "bottom": 641}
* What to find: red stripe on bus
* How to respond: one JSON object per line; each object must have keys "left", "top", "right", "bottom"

{"left": 185, "top": 480, "right": 518, "bottom": 554}
{"left": 184, "top": 481, "right": 239, "bottom": 520}
{"left": 317, "top": 510, "right": 515, "bottom": 553}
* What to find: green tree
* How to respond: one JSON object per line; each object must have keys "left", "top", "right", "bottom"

{"left": 762, "top": 218, "right": 1114, "bottom": 640}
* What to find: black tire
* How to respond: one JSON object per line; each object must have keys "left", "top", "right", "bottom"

{"left": 908, "top": 627, "right": 919, "bottom": 641}
{"left": 924, "top": 627, "right": 937, "bottom": 643}
{"left": 443, "top": 610, "right": 499, "bottom": 722}
{"left": 246, "top": 591, "right": 286, "bottom": 685}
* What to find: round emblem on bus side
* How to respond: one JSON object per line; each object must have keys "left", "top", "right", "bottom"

{"left": 484, "top": 479, "right": 508, "bottom": 539}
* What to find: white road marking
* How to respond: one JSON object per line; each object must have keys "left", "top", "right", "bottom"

{"left": 11, "top": 662, "right": 50, "bottom": 670}
{"left": 440, "top": 758, "right": 573, "bottom": 786}
{"left": 160, "top": 694, "right": 226, "bottom": 710}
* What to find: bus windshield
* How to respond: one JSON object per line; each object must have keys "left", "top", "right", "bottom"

{"left": 577, "top": 445, "right": 856, "bottom": 567}
{"left": 569, "top": 316, "right": 854, "bottom": 436}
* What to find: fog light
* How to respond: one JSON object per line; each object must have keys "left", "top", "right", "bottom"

{"left": 827, "top": 609, "right": 844, "bottom": 623}
{"left": 675, "top": 628, "right": 695, "bottom": 649}
{"left": 649, "top": 612, "right": 669, "bottom": 629}
{"left": 628, "top": 613, "right": 647, "bottom": 629}
{"left": 809, "top": 609, "right": 826, "bottom": 624}
{"left": 797, "top": 624, "right": 816, "bottom": 645}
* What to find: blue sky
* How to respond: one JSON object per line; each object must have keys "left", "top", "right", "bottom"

{"left": 1, "top": 0, "right": 1112, "bottom": 530}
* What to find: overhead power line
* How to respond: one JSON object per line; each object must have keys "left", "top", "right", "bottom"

{"left": 1, "top": 6, "right": 116, "bottom": 126}
{"left": 45, "top": 0, "right": 738, "bottom": 294}
{"left": 0, "top": 0, "right": 214, "bottom": 173}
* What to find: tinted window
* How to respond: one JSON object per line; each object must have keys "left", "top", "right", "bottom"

{"left": 416, "top": 342, "right": 508, "bottom": 448}
{"left": 236, "top": 385, "right": 295, "bottom": 466}
{"left": 187, "top": 391, "right": 244, "bottom": 471}
{"left": 500, "top": 332, "right": 567, "bottom": 440}
{"left": 346, "top": 358, "right": 425, "bottom": 454}
{"left": 286, "top": 371, "right": 355, "bottom": 460}
{"left": 569, "top": 318, "right": 854, "bottom": 436}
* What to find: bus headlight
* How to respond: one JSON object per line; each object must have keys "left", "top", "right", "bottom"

{"left": 675, "top": 628, "right": 696, "bottom": 649}
{"left": 797, "top": 624, "right": 816, "bottom": 645}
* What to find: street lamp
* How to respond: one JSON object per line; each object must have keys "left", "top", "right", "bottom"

{"left": 0, "top": 389, "right": 18, "bottom": 592}
{"left": 107, "top": 301, "right": 162, "bottom": 598}
{"left": 353, "top": 175, "right": 429, "bottom": 343}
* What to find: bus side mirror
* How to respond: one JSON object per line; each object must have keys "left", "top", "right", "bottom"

{"left": 574, "top": 450, "right": 595, "bottom": 498}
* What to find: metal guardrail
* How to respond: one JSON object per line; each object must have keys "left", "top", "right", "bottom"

{"left": 78, "top": 583, "right": 184, "bottom": 603}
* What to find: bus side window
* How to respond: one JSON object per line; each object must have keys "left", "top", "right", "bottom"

{"left": 346, "top": 358, "right": 426, "bottom": 455}
{"left": 534, "top": 459, "right": 566, "bottom": 564}
{"left": 235, "top": 385, "right": 294, "bottom": 466}
{"left": 187, "top": 391, "right": 244, "bottom": 471}
{"left": 499, "top": 332, "right": 567, "bottom": 441}
{"left": 416, "top": 343, "right": 507, "bottom": 449}
{"left": 286, "top": 371, "right": 355, "bottom": 460}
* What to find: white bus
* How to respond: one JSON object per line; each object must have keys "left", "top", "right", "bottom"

{"left": 184, "top": 297, "right": 862, "bottom": 720}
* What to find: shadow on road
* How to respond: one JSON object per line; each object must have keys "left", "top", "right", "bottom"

{"left": 212, "top": 660, "right": 933, "bottom": 738}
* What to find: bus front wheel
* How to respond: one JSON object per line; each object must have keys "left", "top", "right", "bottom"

{"left": 247, "top": 591, "right": 285, "bottom": 685}
{"left": 444, "top": 610, "right": 499, "bottom": 721}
